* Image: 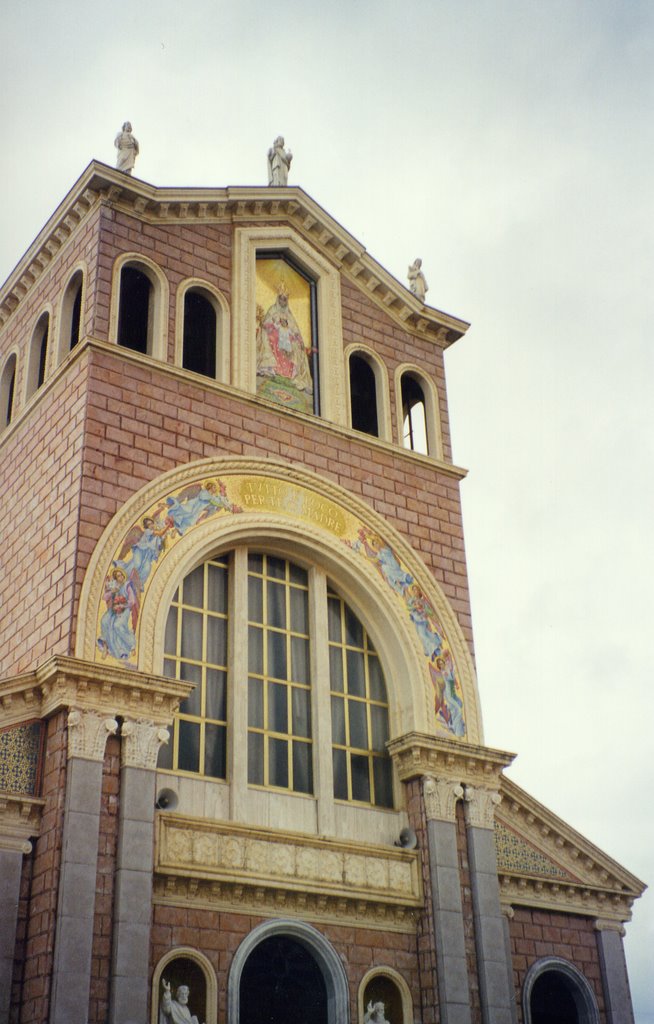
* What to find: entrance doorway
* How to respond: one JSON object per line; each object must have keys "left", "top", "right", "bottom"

{"left": 239, "top": 935, "right": 328, "bottom": 1024}
{"left": 530, "top": 970, "right": 579, "bottom": 1024}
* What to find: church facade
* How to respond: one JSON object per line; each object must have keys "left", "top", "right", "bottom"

{"left": 0, "top": 160, "right": 644, "bottom": 1024}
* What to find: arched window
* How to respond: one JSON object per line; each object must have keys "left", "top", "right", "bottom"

{"left": 60, "top": 270, "right": 83, "bottom": 354}
{"left": 26, "top": 312, "right": 50, "bottom": 398}
{"left": 349, "top": 353, "right": 379, "bottom": 437}
{"left": 1, "top": 354, "right": 17, "bottom": 428}
{"left": 401, "top": 373, "right": 428, "bottom": 454}
{"left": 117, "top": 264, "right": 154, "bottom": 353}
{"left": 523, "top": 958, "right": 600, "bottom": 1024}
{"left": 158, "top": 549, "right": 393, "bottom": 808}
{"left": 182, "top": 288, "right": 217, "bottom": 378}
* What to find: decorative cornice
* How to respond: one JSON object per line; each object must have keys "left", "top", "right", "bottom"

{"left": 121, "top": 718, "right": 170, "bottom": 769}
{"left": 463, "top": 784, "right": 502, "bottom": 829}
{"left": 0, "top": 656, "right": 195, "bottom": 730}
{"left": 0, "top": 794, "right": 45, "bottom": 853}
{"left": 0, "top": 161, "right": 470, "bottom": 349}
{"left": 422, "top": 775, "right": 464, "bottom": 823}
{"left": 389, "top": 731, "right": 515, "bottom": 786}
{"left": 67, "top": 708, "right": 118, "bottom": 761}
{"left": 498, "top": 873, "right": 635, "bottom": 925}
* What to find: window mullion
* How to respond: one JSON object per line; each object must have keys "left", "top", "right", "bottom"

{"left": 229, "top": 547, "right": 249, "bottom": 820}
{"left": 309, "top": 566, "right": 334, "bottom": 834}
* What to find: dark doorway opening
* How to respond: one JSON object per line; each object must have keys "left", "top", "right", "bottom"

{"left": 240, "top": 935, "right": 328, "bottom": 1024}
{"left": 531, "top": 970, "right": 580, "bottom": 1024}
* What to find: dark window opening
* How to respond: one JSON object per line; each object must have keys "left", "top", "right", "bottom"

{"left": 69, "top": 282, "right": 82, "bottom": 349}
{"left": 183, "top": 290, "right": 217, "bottom": 378}
{"left": 37, "top": 327, "right": 48, "bottom": 387}
{"left": 349, "top": 354, "right": 379, "bottom": 436}
{"left": 531, "top": 971, "right": 580, "bottom": 1024}
{"left": 3, "top": 362, "right": 16, "bottom": 426}
{"left": 401, "top": 374, "right": 428, "bottom": 454}
{"left": 240, "top": 936, "right": 327, "bottom": 1024}
{"left": 117, "top": 266, "right": 152, "bottom": 353}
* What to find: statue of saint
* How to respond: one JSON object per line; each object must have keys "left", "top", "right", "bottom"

{"left": 364, "top": 1000, "right": 391, "bottom": 1024}
{"left": 159, "top": 980, "right": 204, "bottom": 1024}
{"left": 114, "top": 122, "right": 139, "bottom": 175}
{"left": 267, "top": 136, "right": 293, "bottom": 186}
{"left": 408, "top": 258, "right": 428, "bottom": 302}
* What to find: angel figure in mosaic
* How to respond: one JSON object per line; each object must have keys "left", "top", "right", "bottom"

{"left": 256, "top": 283, "right": 313, "bottom": 395}
{"left": 406, "top": 583, "right": 444, "bottom": 661}
{"left": 430, "top": 652, "right": 465, "bottom": 737}
{"left": 97, "top": 567, "right": 138, "bottom": 661}
{"left": 115, "top": 515, "right": 171, "bottom": 591}
{"left": 347, "top": 528, "right": 413, "bottom": 596}
{"left": 164, "top": 479, "right": 242, "bottom": 536}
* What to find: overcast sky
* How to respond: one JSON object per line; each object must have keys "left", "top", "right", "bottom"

{"left": 2, "top": 1, "right": 652, "bottom": 1019}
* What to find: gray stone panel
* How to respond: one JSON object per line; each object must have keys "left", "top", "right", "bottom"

{"left": 427, "top": 818, "right": 472, "bottom": 1024}
{"left": 597, "top": 928, "right": 635, "bottom": 1024}
{"left": 119, "top": 766, "right": 156, "bottom": 823}
{"left": 0, "top": 849, "right": 23, "bottom": 1024}
{"left": 467, "top": 825, "right": 515, "bottom": 1024}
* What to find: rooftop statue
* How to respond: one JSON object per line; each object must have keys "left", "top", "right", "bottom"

{"left": 408, "top": 258, "right": 428, "bottom": 302}
{"left": 364, "top": 1000, "right": 391, "bottom": 1024}
{"left": 114, "top": 121, "right": 139, "bottom": 175}
{"left": 159, "top": 980, "right": 205, "bottom": 1024}
{"left": 268, "top": 136, "right": 292, "bottom": 186}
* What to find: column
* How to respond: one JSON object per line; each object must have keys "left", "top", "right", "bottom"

{"left": 500, "top": 904, "right": 518, "bottom": 1024}
{"left": 110, "top": 718, "right": 170, "bottom": 1024}
{"left": 0, "top": 798, "right": 40, "bottom": 1024}
{"left": 423, "top": 775, "right": 472, "bottom": 1024}
{"left": 596, "top": 920, "right": 636, "bottom": 1024}
{"left": 50, "top": 709, "right": 118, "bottom": 1024}
{"left": 464, "top": 785, "right": 515, "bottom": 1024}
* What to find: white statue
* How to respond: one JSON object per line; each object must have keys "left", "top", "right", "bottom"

{"left": 364, "top": 1000, "right": 391, "bottom": 1024}
{"left": 408, "top": 258, "right": 428, "bottom": 302}
{"left": 267, "top": 136, "right": 293, "bottom": 186}
{"left": 114, "top": 122, "right": 139, "bottom": 175}
{"left": 159, "top": 979, "right": 205, "bottom": 1024}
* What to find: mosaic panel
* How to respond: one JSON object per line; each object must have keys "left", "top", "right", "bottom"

{"left": 0, "top": 721, "right": 43, "bottom": 795}
{"left": 494, "top": 821, "right": 572, "bottom": 880}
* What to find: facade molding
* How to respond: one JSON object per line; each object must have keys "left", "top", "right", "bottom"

{"left": 389, "top": 731, "right": 514, "bottom": 785}
{"left": 0, "top": 794, "right": 45, "bottom": 853}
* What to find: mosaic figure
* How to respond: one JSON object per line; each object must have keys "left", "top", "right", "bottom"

{"left": 98, "top": 567, "right": 137, "bottom": 661}
{"left": 116, "top": 516, "right": 170, "bottom": 589}
{"left": 164, "top": 479, "right": 242, "bottom": 536}
{"left": 347, "top": 528, "right": 413, "bottom": 596}
{"left": 256, "top": 283, "right": 313, "bottom": 400}
{"left": 430, "top": 653, "right": 465, "bottom": 737}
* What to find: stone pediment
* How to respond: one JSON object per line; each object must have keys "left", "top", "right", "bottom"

{"left": 0, "top": 161, "right": 469, "bottom": 348}
{"left": 496, "top": 776, "right": 646, "bottom": 924}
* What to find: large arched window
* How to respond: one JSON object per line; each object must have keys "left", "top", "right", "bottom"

{"left": 1, "top": 353, "right": 17, "bottom": 428}
{"left": 158, "top": 549, "right": 393, "bottom": 808}
{"left": 25, "top": 312, "right": 50, "bottom": 399}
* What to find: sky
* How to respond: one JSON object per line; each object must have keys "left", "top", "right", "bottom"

{"left": 2, "top": 0, "right": 653, "bottom": 1018}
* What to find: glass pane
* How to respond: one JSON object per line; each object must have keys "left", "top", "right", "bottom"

{"left": 179, "top": 670, "right": 202, "bottom": 716}
{"left": 207, "top": 563, "right": 227, "bottom": 613}
{"left": 346, "top": 649, "right": 365, "bottom": 696}
{"left": 348, "top": 700, "right": 368, "bottom": 749}
{"left": 269, "top": 737, "right": 289, "bottom": 788}
{"left": 289, "top": 563, "right": 307, "bottom": 586}
{"left": 267, "top": 556, "right": 286, "bottom": 580}
{"left": 248, "top": 678, "right": 263, "bottom": 727}
{"left": 163, "top": 658, "right": 177, "bottom": 678}
{"left": 183, "top": 565, "right": 204, "bottom": 608}
{"left": 180, "top": 610, "right": 203, "bottom": 661}
{"left": 267, "top": 581, "right": 286, "bottom": 629}
{"left": 293, "top": 741, "right": 313, "bottom": 794}
{"left": 206, "top": 669, "right": 226, "bottom": 721}
{"left": 291, "top": 636, "right": 310, "bottom": 684}
{"left": 164, "top": 608, "right": 177, "bottom": 654}
{"left": 368, "top": 654, "right": 386, "bottom": 701}
{"left": 157, "top": 735, "right": 173, "bottom": 769}
{"left": 371, "top": 704, "right": 389, "bottom": 752}
{"left": 178, "top": 720, "right": 200, "bottom": 773}
{"left": 248, "top": 731, "right": 264, "bottom": 784}
{"left": 290, "top": 587, "right": 308, "bottom": 634}
{"left": 206, "top": 615, "right": 227, "bottom": 667}
{"left": 350, "top": 754, "right": 371, "bottom": 803}
{"left": 292, "top": 687, "right": 311, "bottom": 738}
{"left": 269, "top": 681, "right": 288, "bottom": 733}
{"left": 248, "top": 574, "right": 263, "bottom": 622}
{"left": 327, "top": 597, "right": 341, "bottom": 642}
{"left": 248, "top": 626, "right": 263, "bottom": 674}
{"left": 204, "top": 723, "right": 226, "bottom": 779}
{"left": 373, "top": 757, "right": 394, "bottom": 808}
{"left": 329, "top": 646, "right": 343, "bottom": 692}
{"left": 267, "top": 631, "right": 287, "bottom": 680}
{"left": 248, "top": 552, "right": 263, "bottom": 574}
{"left": 180, "top": 660, "right": 202, "bottom": 684}
{"left": 332, "top": 748, "right": 348, "bottom": 800}
{"left": 344, "top": 606, "right": 363, "bottom": 648}
{"left": 331, "top": 696, "right": 346, "bottom": 745}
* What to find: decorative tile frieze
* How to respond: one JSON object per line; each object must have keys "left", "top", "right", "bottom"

{"left": 0, "top": 721, "right": 42, "bottom": 795}
{"left": 495, "top": 821, "right": 572, "bottom": 880}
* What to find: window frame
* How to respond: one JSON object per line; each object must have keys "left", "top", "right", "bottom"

{"left": 109, "top": 252, "right": 169, "bottom": 361}
{"left": 174, "top": 277, "right": 230, "bottom": 383}
{"left": 394, "top": 363, "right": 443, "bottom": 459}
{"left": 344, "top": 343, "right": 392, "bottom": 441}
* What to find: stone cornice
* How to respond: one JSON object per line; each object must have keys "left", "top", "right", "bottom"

{"left": 0, "top": 161, "right": 470, "bottom": 348}
{"left": 498, "top": 874, "right": 636, "bottom": 925}
{"left": 0, "top": 794, "right": 45, "bottom": 853}
{"left": 0, "top": 655, "right": 194, "bottom": 729}
{"left": 389, "top": 731, "right": 515, "bottom": 787}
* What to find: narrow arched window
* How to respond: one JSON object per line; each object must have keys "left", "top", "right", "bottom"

{"left": 401, "top": 373, "right": 428, "bottom": 455}
{"left": 117, "top": 264, "right": 153, "bottom": 353}
{"left": 349, "top": 354, "right": 379, "bottom": 437}
{"left": 183, "top": 289, "right": 217, "bottom": 378}
{"left": 1, "top": 354, "right": 17, "bottom": 428}
{"left": 60, "top": 270, "right": 83, "bottom": 354}
{"left": 26, "top": 313, "right": 49, "bottom": 398}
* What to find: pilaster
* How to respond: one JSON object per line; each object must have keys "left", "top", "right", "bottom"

{"left": 595, "top": 919, "right": 636, "bottom": 1024}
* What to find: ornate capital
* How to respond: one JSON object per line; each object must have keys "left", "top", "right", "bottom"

{"left": 67, "top": 708, "right": 118, "bottom": 761}
{"left": 121, "top": 718, "right": 170, "bottom": 769}
{"left": 500, "top": 902, "right": 515, "bottom": 920}
{"left": 0, "top": 794, "right": 45, "bottom": 853}
{"left": 423, "top": 775, "right": 464, "bottom": 823}
{"left": 595, "top": 918, "right": 626, "bottom": 937}
{"left": 463, "top": 785, "right": 502, "bottom": 829}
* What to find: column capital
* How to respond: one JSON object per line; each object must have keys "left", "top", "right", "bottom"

{"left": 423, "top": 774, "right": 464, "bottom": 823}
{"left": 595, "top": 918, "right": 626, "bottom": 936}
{"left": 67, "top": 708, "right": 118, "bottom": 761}
{"left": 121, "top": 718, "right": 170, "bottom": 769}
{"left": 463, "top": 785, "right": 502, "bottom": 829}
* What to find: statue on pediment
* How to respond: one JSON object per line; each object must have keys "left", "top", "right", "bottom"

{"left": 114, "top": 121, "right": 139, "bottom": 175}
{"left": 268, "top": 136, "right": 293, "bottom": 185}
{"left": 408, "top": 258, "right": 428, "bottom": 302}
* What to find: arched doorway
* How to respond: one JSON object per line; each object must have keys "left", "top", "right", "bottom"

{"left": 240, "top": 934, "right": 327, "bottom": 1024}
{"left": 523, "top": 958, "right": 599, "bottom": 1024}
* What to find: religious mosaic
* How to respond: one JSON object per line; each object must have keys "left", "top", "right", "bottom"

{"left": 494, "top": 821, "right": 573, "bottom": 880}
{"left": 0, "top": 722, "right": 43, "bottom": 795}
{"left": 255, "top": 257, "right": 316, "bottom": 414}
{"left": 95, "top": 474, "right": 466, "bottom": 737}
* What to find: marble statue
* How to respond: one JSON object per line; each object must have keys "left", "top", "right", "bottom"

{"left": 159, "top": 980, "right": 204, "bottom": 1024}
{"left": 408, "top": 258, "right": 428, "bottom": 302}
{"left": 114, "top": 122, "right": 139, "bottom": 175}
{"left": 267, "top": 136, "right": 292, "bottom": 186}
{"left": 364, "top": 1000, "right": 391, "bottom": 1024}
